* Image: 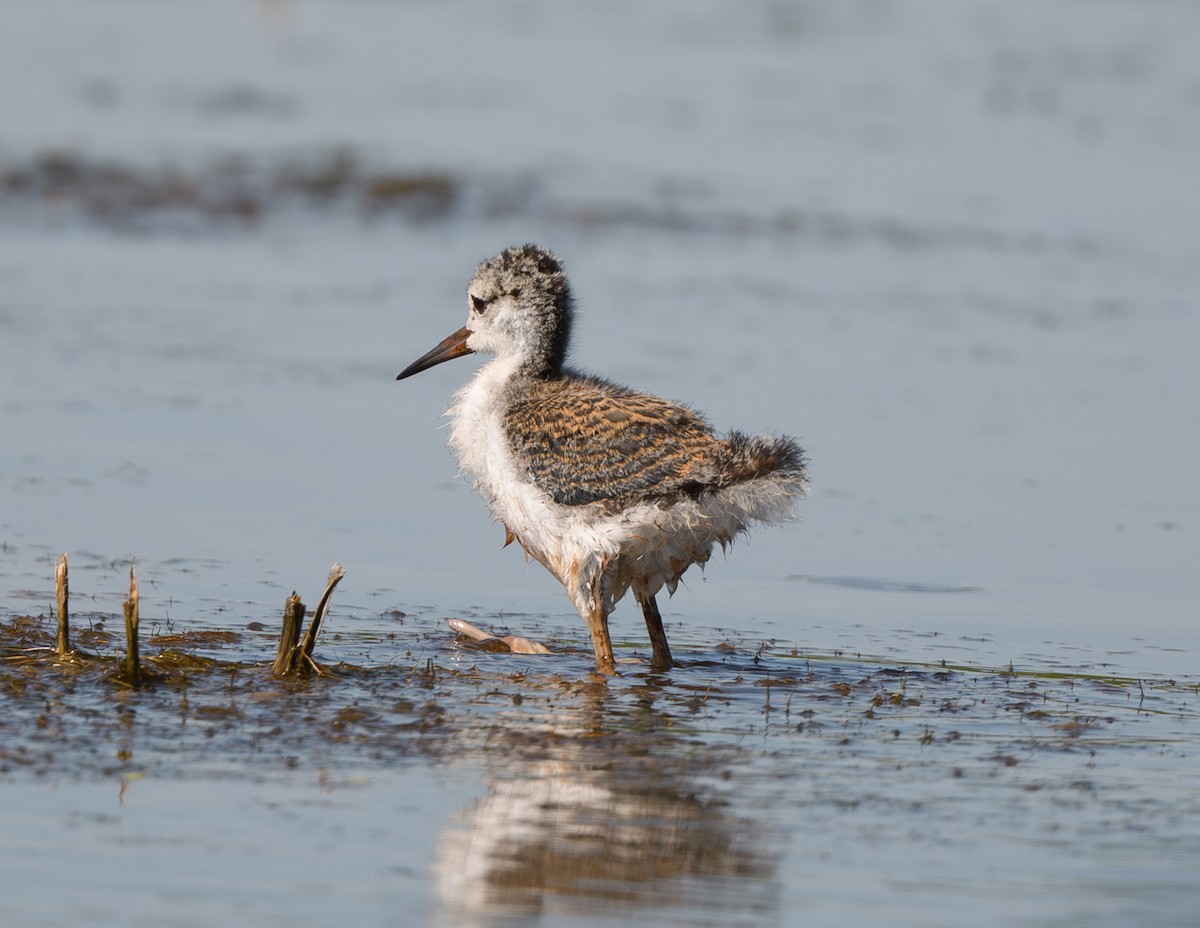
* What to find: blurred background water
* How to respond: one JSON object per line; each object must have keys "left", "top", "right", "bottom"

{"left": 1, "top": 2, "right": 1198, "bottom": 925}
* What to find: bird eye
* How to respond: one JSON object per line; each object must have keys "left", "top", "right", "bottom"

{"left": 470, "top": 295, "right": 488, "bottom": 315}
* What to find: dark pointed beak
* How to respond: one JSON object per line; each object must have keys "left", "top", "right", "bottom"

{"left": 396, "top": 326, "right": 474, "bottom": 380}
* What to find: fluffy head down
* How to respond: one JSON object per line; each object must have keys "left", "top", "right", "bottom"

{"left": 465, "top": 244, "right": 573, "bottom": 378}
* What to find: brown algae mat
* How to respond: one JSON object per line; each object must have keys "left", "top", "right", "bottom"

{"left": 2, "top": 600, "right": 1195, "bottom": 785}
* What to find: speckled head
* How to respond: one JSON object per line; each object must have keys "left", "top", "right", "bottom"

{"left": 397, "top": 244, "right": 573, "bottom": 382}
{"left": 465, "top": 244, "right": 573, "bottom": 377}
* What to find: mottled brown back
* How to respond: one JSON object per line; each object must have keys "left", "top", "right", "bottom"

{"left": 504, "top": 374, "right": 805, "bottom": 509}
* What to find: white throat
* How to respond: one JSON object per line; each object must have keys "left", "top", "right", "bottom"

{"left": 446, "top": 353, "right": 527, "bottom": 507}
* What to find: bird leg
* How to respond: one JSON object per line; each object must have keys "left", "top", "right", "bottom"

{"left": 584, "top": 602, "right": 616, "bottom": 675}
{"left": 638, "top": 594, "right": 673, "bottom": 671}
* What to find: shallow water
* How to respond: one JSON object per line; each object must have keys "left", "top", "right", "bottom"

{"left": 2, "top": 0, "right": 1199, "bottom": 925}
{"left": 3, "top": 612, "right": 1198, "bottom": 928}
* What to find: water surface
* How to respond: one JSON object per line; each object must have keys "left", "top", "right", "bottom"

{"left": 2, "top": 1, "right": 1198, "bottom": 925}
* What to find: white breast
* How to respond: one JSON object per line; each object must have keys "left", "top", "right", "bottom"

{"left": 447, "top": 359, "right": 564, "bottom": 559}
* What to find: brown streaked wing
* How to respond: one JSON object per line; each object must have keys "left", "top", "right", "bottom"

{"left": 504, "top": 376, "right": 722, "bottom": 507}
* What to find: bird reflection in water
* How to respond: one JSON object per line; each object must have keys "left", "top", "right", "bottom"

{"left": 433, "top": 685, "right": 779, "bottom": 923}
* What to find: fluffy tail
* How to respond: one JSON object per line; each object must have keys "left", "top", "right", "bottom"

{"left": 720, "top": 432, "right": 808, "bottom": 491}
{"left": 697, "top": 431, "right": 809, "bottom": 528}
